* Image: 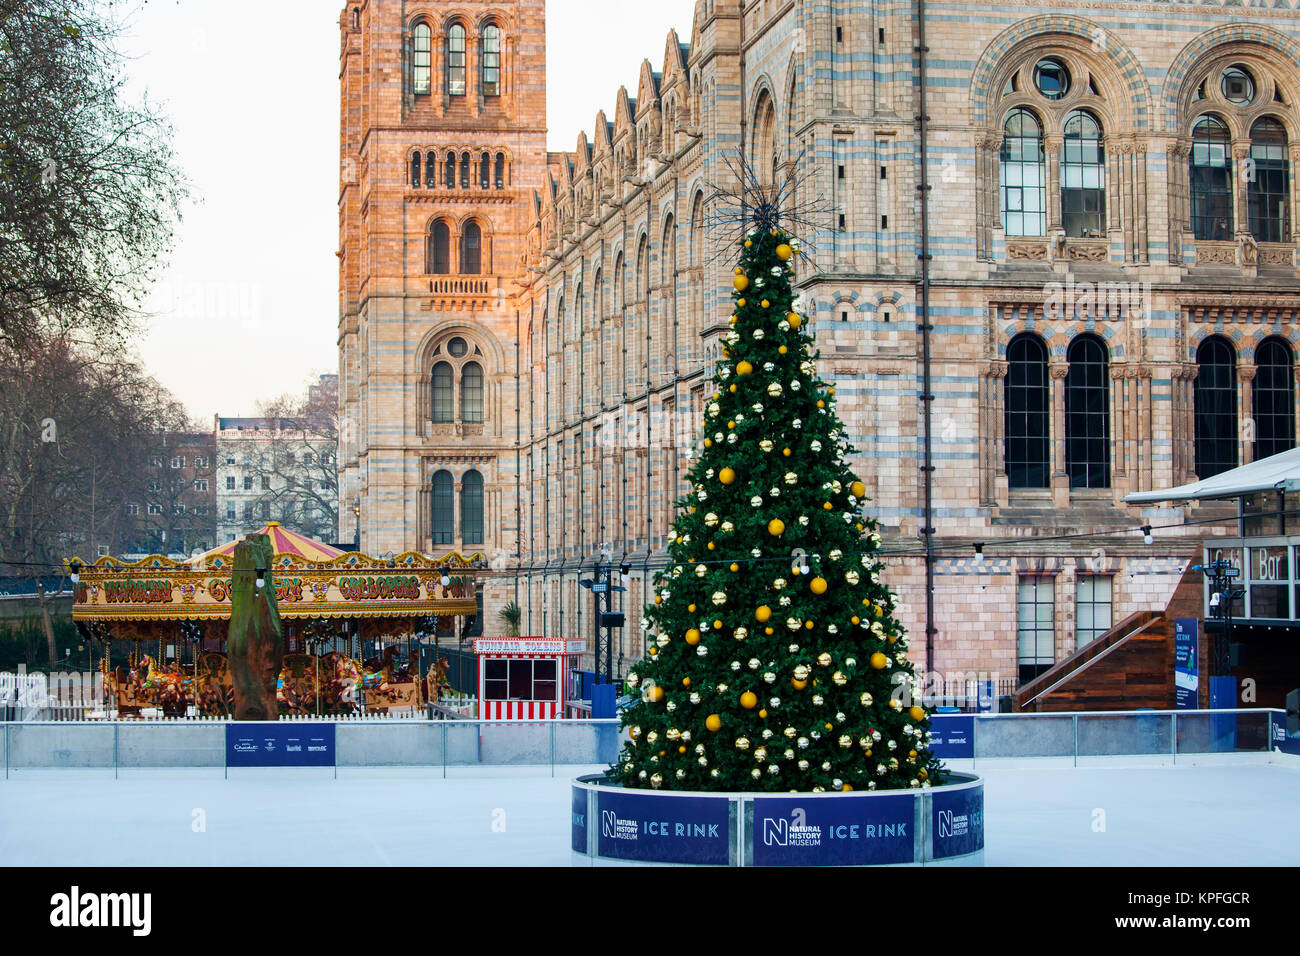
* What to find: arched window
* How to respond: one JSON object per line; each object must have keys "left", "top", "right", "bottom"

{"left": 461, "top": 221, "right": 482, "bottom": 274}
{"left": 1001, "top": 108, "right": 1045, "bottom": 236}
{"left": 461, "top": 361, "right": 484, "bottom": 423}
{"left": 431, "top": 362, "right": 454, "bottom": 422}
{"left": 1065, "top": 335, "right": 1110, "bottom": 488}
{"left": 1248, "top": 117, "right": 1290, "bottom": 242}
{"left": 1191, "top": 115, "right": 1233, "bottom": 240}
{"left": 1005, "top": 333, "right": 1050, "bottom": 489}
{"left": 447, "top": 24, "right": 467, "bottom": 96}
{"left": 425, "top": 151, "right": 436, "bottom": 188}
{"left": 482, "top": 25, "right": 501, "bottom": 97}
{"left": 461, "top": 470, "right": 484, "bottom": 545}
{"left": 1194, "top": 336, "right": 1238, "bottom": 479}
{"left": 431, "top": 470, "right": 454, "bottom": 544}
{"left": 1254, "top": 337, "right": 1296, "bottom": 459}
{"left": 479, "top": 152, "right": 490, "bottom": 189}
{"left": 444, "top": 151, "right": 455, "bottom": 189}
{"left": 427, "top": 220, "right": 450, "bottom": 274}
{"left": 753, "top": 91, "right": 777, "bottom": 185}
{"left": 1061, "top": 111, "right": 1105, "bottom": 238}
{"left": 459, "top": 152, "right": 470, "bottom": 188}
{"left": 410, "top": 152, "right": 421, "bottom": 189}
{"left": 495, "top": 152, "right": 505, "bottom": 189}
{"left": 413, "top": 23, "right": 431, "bottom": 95}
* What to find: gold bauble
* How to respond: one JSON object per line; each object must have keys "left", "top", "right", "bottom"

{"left": 909, "top": 705, "right": 926, "bottom": 723}
{"left": 648, "top": 686, "right": 665, "bottom": 702}
{"left": 791, "top": 678, "right": 807, "bottom": 690}
{"left": 786, "top": 313, "right": 802, "bottom": 330}
{"left": 730, "top": 563, "right": 739, "bottom": 572}
{"left": 755, "top": 605, "right": 772, "bottom": 622}
{"left": 719, "top": 467, "right": 736, "bottom": 485}
{"left": 706, "top": 714, "right": 722, "bottom": 731}
{"left": 782, "top": 448, "right": 792, "bottom": 457}
{"left": 850, "top": 481, "right": 866, "bottom": 498}
{"left": 767, "top": 519, "right": 785, "bottom": 536}
{"left": 810, "top": 577, "right": 828, "bottom": 595}
{"left": 740, "top": 691, "right": 758, "bottom": 710}
{"left": 775, "top": 243, "right": 793, "bottom": 261}
{"left": 682, "top": 677, "right": 692, "bottom": 687}
{"left": 685, "top": 628, "right": 701, "bottom": 645}
{"left": 737, "top": 360, "right": 753, "bottom": 376}
{"left": 733, "top": 275, "right": 749, "bottom": 292}
{"left": 870, "top": 652, "right": 888, "bottom": 670}
{"left": 778, "top": 345, "right": 788, "bottom": 355}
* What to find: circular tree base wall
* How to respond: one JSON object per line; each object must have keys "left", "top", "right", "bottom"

{"left": 571, "top": 772, "right": 983, "bottom": 866}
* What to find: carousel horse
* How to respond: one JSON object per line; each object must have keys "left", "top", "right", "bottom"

{"left": 196, "top": 651, "right": 234, "bottom": 718}
{"left": 320, "top": 652, "right": 362, "bottom": 714}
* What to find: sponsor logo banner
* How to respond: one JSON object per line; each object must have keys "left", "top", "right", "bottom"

{"left": 932, "top": 786, "right": 984, "bottom": 859}
{"left": 571, "top": 787, "right": 588, "bottom": 854}
{"left": 753, "top": 794, "right": 914, "bottom": 866}
{"left": 225, "top": 723, "right": 336, "bottom": 767}
{"left": 928, "top": 715, "right": 975, "bottom": 759}
{"left": 596, "top": 789, "right": 730, "bottom": 864}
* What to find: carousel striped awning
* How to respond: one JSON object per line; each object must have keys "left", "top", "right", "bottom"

{"left": 193, "top": 522, "right": 344, "bottom": 564}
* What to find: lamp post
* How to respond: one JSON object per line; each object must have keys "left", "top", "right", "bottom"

{"left": 1196, "top": 559, "right": 1242, "bottom": 678}
{"left": 352, "top": 502, "right": 360, "bottom": 550}
{"left": 579, "top": 545, "right": 627, "bottom": 685}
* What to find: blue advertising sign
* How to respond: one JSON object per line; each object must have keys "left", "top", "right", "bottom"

{"left": 932, "top": 785, "right": 984, "bottom": 859}
{"left": 1174, "top": 617, "right": 1199, "bottom": 709}
{"left": 976, "top": 680, "right": 995, "bottom": 713}
{"left": 1269, "top": 712, "right": 1299, "bottom": 755}
{"left": 928, "top": 715, "right": 975, "bottom": 759}
{"left": 596, "top": 789, "right": 730, "bottom": 864}
{"left": 752, "top": 794, "right": 914, "bottom": 866}
{"left": 571, "top": 787, "right": 589, "bottom": 854}
{"left": 225, "top": 723, "right": 336, "bottom": 767}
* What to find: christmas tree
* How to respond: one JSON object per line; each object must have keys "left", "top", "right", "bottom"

{"left": 612, "top": 215, "right": 945, "bottom": 794}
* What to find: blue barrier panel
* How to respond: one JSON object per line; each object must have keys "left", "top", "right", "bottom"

{"left": 1209, "top": 677, "right": 1237, "bottom": 752}
{"left": 571, "top": 786, "right": 588, "bottom": 853}
{"left": 932, "top": 784, "right": 985, "bottom": 859}
{"left": 929, "top": 715, "right": 975, "bottom": 759}
{"left": 752, "top": 794, "right": 914, "bottom": 866}
{"left": 591, "top": 683, "right": 617, "bottom": 719}
{"left": 226, "top": 723, "right": 336, "bottom": 767}
{"left": 596, "top": 788, "right": 730, "bottom": 864}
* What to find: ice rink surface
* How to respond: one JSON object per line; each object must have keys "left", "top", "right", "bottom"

{"left": 3, "top": 756, "right": 1298, "bottom": 866}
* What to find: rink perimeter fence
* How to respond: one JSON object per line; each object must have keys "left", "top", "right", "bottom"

{"left": 0, "top": 708, "right": 1294, "bottom": 778}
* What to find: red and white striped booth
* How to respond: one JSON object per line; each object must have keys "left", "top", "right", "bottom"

{"left": 472, "top": 637, "right": 586, "bottom": 720}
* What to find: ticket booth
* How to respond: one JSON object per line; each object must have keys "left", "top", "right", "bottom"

{"left": 472, "top": 638, "right": 586, "bottom": 720}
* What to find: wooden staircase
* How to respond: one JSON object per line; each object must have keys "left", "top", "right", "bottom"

{"left": 1015, "top": 563, "right": 1203, "bottom": 712}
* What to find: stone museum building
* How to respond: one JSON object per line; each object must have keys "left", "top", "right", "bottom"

{"left": 338, "top": 0, "right": 1300, "bottom": 691}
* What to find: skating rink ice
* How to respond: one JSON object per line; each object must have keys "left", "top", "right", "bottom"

{"left": 3, "top": 755, "right": 1297, "bottom": 866}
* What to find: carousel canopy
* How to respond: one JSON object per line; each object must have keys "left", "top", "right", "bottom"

{"left": 67, "top": 522, "right": 482, "bottom": 624}
{"left": 191, "top": 522, "right": 343, "bottom": 565}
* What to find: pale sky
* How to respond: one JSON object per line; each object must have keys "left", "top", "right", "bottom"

{"left": 118, "top": 0, "right": 698, "bottom": 421}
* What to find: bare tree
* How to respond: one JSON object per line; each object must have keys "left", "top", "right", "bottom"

{"left": 0, "top": 0, "right": 188, "bottom": 346}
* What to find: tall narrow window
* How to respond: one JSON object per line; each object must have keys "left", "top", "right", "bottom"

{"left": 461, "top": 221, "right": 482, "bottom": 274}
{"left": 1076, "top": 576, "right": 1113, "bottom": 649}
{"left": 428, "top": 220, "right": 450, "bottom": 274}
{"left": 1248, "top": 117, "right": 1290, "bottom": 243}
{"left": 1018, "top": 576, "right": 1055, "bottom": 684}
{"left": 447, "top": 24, "right": 467, "bottom": 97}
{"left": 1001, "top": 108, "right": 1045, "bottom": 236}
{"left": 431, "top": 470, "right": 454, "bottom": 545}
{"left": 461, "top": 470, "right": 484, "bottom": 545}
{"left": 431, "top": 362, "right": 454, "bottom": 422}
{"left": 1005, "top": 333, "right": 1051, "bottom": 489}
{"left": 1191, "top": 115, "right": 1233, "bottom": 240}
{"left": 444, "top": 151, "right": 455, "bottom": 189}
{"left": 413, "top": 23, "right": 431, "bottom": 95}
{"left": 461, "top": 362, "right": 484, "bottom": 423}
{"left": 482, "top": 25, "right": 501, "bottom": 97}
{"left": 410, "top": 152, "right": 421, "bottom": 188}
{"left": 495, "top": 152, "right": 505, "bottom": 189}
{"left": 1254, "top": 337, "right": 1296, "bottom": 459}
{"left": 1194, "top": 335, "right": 1238, "bottom": 479}
{"left": 480, "top": 152, "right": 490, "bottom": 189}
{"left": 425, "top": 151, "right": 436, "bottom": 188}
{"left": 1065, "top": 334, "right": 1110, "bottom": 488}
{"left": 459, "top": 152, "right": 470, "bottom": 189}
{"left": 1061, "top": 110, "right": 1105, "bottom": 238}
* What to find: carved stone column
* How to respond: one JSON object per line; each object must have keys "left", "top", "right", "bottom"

{"left": 1232, "top": 141, "right": 1252, "bottom": 239}
{"left": 1111, "top": 364, "right": 1129, "bottom": 484}
{"left": 1045, "top": 135, "right": 1063, "bottom": 234}
{"left": 1134, "top": 143, "right": 1149, "bottom": 263}
{"left": 1239, "top": 363, "right": 1256, "bottom": 464}
{"left": 980, "top": 360, "right": 1009, "bottom": 506}
{"left": 1138, "top": 364, "right": 1154, "bottom": 492}
{"left": 1050, "top": 361, "right": 1070, "bottom": 507}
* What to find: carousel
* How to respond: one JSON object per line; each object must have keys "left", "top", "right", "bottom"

{"left": 66, "top": 523, "right": 481, "bottom": 719}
